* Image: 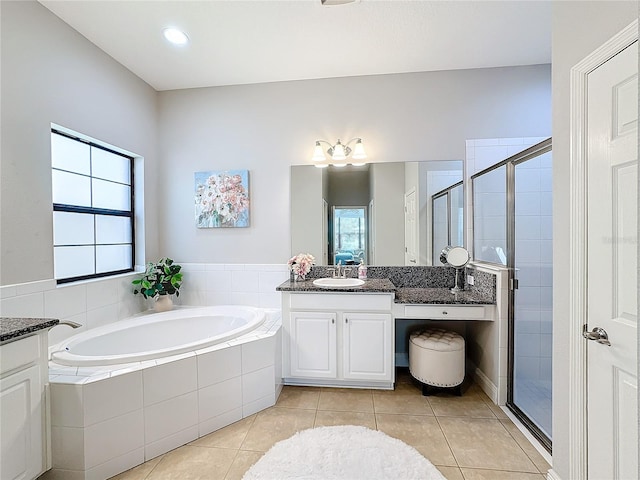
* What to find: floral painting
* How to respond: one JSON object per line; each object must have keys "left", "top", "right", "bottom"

{"left": 195, "top": 170, "right": 250, "bottom": 228}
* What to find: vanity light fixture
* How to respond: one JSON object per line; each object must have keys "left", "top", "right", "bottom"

{"left": 311, "top": 138, "right": 367, "bottom": 168}
{"left": 163, "top": 27, "right": 189, "bottom": 46}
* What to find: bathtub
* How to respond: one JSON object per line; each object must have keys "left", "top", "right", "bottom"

{"left": 47, "top": 306, "right": 282, "bottom": 480}
{"left": 51, "top": 305, "right": 266, "bottom": 366}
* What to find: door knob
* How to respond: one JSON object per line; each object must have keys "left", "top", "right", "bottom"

{"left": 582, "top": 326, "right": 611, "bottom": 346}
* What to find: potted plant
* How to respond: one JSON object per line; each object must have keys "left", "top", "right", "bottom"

{"left": 132, "top": 257, "right": 183, "bottom": 312}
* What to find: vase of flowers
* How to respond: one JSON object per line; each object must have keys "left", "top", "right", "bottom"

{"left": 132, "top": 257, "right": 183, "bottom": 311}
{"left": 288, "top": 253, "right": 315, "bottom": 281}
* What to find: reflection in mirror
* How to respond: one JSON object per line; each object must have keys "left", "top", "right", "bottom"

{"left": 431, "top": 181, "right": 464, "bottom": 264}
{"left": 332, "top": 206, "right": 367, "bottom": 265}
{"left": 291, "top": 161, "right": 463, "bottom": 265}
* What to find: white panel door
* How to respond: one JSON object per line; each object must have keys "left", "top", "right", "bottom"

{"left": 342, "top": 313, "right": 392, "bottom": 381}
{"left": 404, "top": 189, "right": 417, "bottom": 265}
{"left": 587, "top": 41, "right": 638, "bottom": 480}
{"left": 289, "top": 311, "right": 337, "bottom": 379}
{"left": 0, "top": 364, "right": 44, "bottom": 480}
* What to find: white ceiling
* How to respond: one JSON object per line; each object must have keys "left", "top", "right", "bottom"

{"left": 39, "top": 0, "right": 552, "bottom": 92}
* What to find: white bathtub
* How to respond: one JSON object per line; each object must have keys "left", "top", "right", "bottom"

{"left": 51, "top": 305, "right": 266, "bottom": 366}
{"left": 48, "top": 306, "right": 282, "bottom": 480}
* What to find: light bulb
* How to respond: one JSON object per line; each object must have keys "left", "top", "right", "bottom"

{"left": 331, "top": 141, "right": 347, "bottom": 161}
{"left": 311, "top": 142, "right": 326, "bottom": 162}
{"left": 163, "top": 28, "right": 189, "bottom": 45}
{"left": 351, "top": 139, "right": 367, "bottom": 160}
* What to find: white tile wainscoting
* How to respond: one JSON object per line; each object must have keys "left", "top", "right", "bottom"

{"left": 43, "top": 312, "right": 282, "bottom": 480}
{"left": 0, "top": 263, "right": 289, "bottom": 349}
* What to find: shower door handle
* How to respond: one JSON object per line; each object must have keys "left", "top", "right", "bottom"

{"left": 582, "top": 325, "right": 611, "bottom": 346}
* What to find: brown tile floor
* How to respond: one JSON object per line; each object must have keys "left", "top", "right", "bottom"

{"left": 110, "top": 371, "right": 550, "bottom": 480}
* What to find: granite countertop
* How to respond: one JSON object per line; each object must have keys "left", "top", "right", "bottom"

{"left": 0, "top": 317, "right": 59, "bottom": 343}
{"left": 394, "top": 287, "right": 495, "bottom": 305}
{"left": 276, "top": 278, "right": 396, "bottom": 293}
{"left": 276, "top": 279, "right": 495, "bottom": 305}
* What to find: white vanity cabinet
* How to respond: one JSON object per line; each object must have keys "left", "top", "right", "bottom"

{"left": 0, "top": 331, "right": 50, "bottom": 480}
{"left": 289, "top": 311, "right": 337, "bottom": 379}
{"left": 283, "top": 292, "right": 394, "bottom": 389}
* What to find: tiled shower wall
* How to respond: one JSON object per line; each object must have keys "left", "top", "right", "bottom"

{"left": 0, "top": 264, "right": 289, "bottom": 349}
{"left": 514, "top": 153, "right": 553, "bottom": 397}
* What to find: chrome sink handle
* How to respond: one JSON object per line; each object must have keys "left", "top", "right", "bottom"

{"left": 582, "top": 325, "right": 611, "bottom": 346}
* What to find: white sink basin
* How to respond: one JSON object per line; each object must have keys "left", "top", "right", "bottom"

{"left": 312, "top": 278, "right": 365, "bottom": 288}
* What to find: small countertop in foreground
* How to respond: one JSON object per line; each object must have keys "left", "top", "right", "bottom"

{"left": 394, "top": 288, "right": 495, "bottom": 305}
{"left": 0, "top": 317, "right": 59, "bottom": 343}
{"left": 276, "top": 278, "right": 396, "bottom": 293}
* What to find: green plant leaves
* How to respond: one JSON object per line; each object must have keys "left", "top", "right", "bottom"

{"left": 131, "top": 257, "right": 183, "bottom": 300}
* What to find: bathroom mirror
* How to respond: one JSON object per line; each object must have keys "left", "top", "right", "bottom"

{"left": 290, "top": 161, "right": 463, "bottom": 266}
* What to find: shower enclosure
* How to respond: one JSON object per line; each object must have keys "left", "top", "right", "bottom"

{"left": 472, "top": 139, "right": 553, "bottom": 450}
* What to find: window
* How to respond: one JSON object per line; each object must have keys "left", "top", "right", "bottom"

{"left": 51, "top": 129, "right": 134, "bottom": 283}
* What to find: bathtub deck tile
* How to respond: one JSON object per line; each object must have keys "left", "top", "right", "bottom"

{"left": 51, "top": 374, "right": 90, "bottom": 385}
{"left": 76, "top": 365, "right": 121, "bottom": 377}
{"left": 79, "top": 372, "right": 111, "bottom": 385}
{"left": 49, "top": 365, "right": 79, "bottom": 376}
{"left": 228, "top": 335, "right": 259, "bottom": 347}
{"left": 154, "top": 350, "right": 196, "bottom": 366}
{"left": 194, "top": 341, "right": 233, "bottom": 356}
{"left": 109, "top": 362, "right": 149, "bottom": 378}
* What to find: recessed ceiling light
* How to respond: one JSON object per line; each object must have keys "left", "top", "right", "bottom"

{"left": 163, "top": 28, "right": 189, "bottom": 46}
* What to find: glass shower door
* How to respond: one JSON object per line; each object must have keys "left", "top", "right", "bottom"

{"left": 512, "top": 150, "right": 553, "bottom": 446}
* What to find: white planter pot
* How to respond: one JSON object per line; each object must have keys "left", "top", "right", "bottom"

{"left": 154, "top": 295, "right": 173, "bottom": 312}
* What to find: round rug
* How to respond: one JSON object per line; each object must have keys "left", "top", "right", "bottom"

{"left": 242, "top": 425, "right": 446, "bottom": 480}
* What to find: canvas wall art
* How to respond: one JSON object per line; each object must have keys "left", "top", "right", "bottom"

{"left": 195, "top": 170, "right": 250, "bottom": 228}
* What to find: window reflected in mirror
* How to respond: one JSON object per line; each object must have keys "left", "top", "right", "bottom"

{"left": 332, "top": 206, "right": 367, "bottom": 265}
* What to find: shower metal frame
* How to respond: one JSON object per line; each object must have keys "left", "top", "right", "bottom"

{"left": 471, "top": 138, "right": 553, "bottom": 452}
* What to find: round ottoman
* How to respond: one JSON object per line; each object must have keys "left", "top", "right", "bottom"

{"left": 409, "top": 328, "right": 465, "bottom": 396}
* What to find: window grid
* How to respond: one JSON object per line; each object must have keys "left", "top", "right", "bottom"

{"left": 52, "top": 129, "right": 135, "bottom": 283}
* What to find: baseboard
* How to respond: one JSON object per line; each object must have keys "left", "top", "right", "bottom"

{"left": 546, "top": 468, "right": 562, "bottom": 480}
{"left": 473, "top": 367, "right": 498, "bottom": 404}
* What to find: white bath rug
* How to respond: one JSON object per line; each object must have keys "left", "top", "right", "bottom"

{"left": 242, "top": 425, "right": 446, "bottom": 480}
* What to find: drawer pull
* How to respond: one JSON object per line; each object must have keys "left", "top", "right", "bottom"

{"left": 442, "top": 311, "right": 448, "bottom": 315}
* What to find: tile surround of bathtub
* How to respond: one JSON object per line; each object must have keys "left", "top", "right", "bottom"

{"left": 47, "top": 321, "right": 283, "bottom": 480}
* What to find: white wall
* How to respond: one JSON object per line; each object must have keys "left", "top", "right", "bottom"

{"left": 290, "top": 166, "right": 324, "bottom": 261}
{"left": 0, "top": 1, "right": 159, "bottom": 286}
{"left": 370, "top": 162, "right": 406, "bottom": 265}
{"left": 157, "top": 65, "right": 551, "bottom": 265}
{"left": 551, "top": 3, "right": 638, "bottom": 479}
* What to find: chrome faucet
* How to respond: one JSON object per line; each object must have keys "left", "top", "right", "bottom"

{"left": 57, "top": 320, "right": 82, "bottom": 328}
{"left": 329, "top": 262, "right": 352, "bottom": 279}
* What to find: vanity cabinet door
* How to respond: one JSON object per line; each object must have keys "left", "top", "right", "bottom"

{"left": 289, "top": 311, "right": 337, "bottom": 379}
{"left": 0, "top": 364, "right": 43, "bottom": 480}
{"left": 342, "top": 313, "right": 392, "bottom": 382}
